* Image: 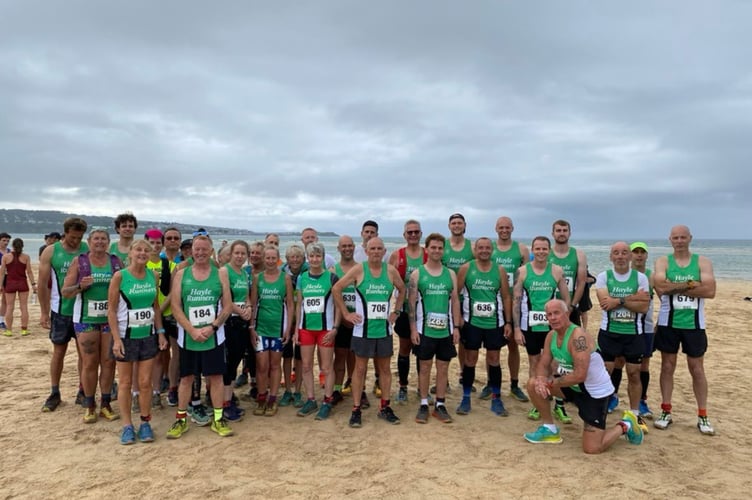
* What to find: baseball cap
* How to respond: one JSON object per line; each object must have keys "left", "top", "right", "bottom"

{"left": 45, "top": 232, "right": 62, "bottom": 239}
{"left": 630, "top": 241, "right": 648, "bottom": 252}
{"left": 448, "top": 213, "right": 465, "bottom": 222}
{"left": 144, "top": 228, "right": 163, "bottom": 240}
{"left": 180, "top": 239, "right": 193, "bottom": 249}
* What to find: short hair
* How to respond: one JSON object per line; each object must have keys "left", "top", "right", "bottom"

{"left": 474, "top": 236, "right": 493, "bottom": 247}
{"left": 88, "top": 227, "right": 110, "bottom": 240}
{"left": 192, "top": 234, "right": 212, "bottom": 246}
{"left": 114, "top": 212, "right": 138, "bottom": 229}
{"left": 403, "top": 219, "right": 421, "bottom": 230}
{"left": 249, "top": 241, "right": 265, "bottom": 252}
{"left": 552, "top": 219, "right": 570, "bottom": 231}
{"left": 531, "top": 235, "right": 551, "bottom": 248}
{"left": 546, "top": 298, "right": 569, "bottom": 314}
{"left": 424, "top": 233, "right": 445, "bottom": 248}
{"left": 362, "top": 220, "right": 378, "bottom": 231}
{"left": 164, "top": 226, "right": 181, "bottom": 237}
{"left": 285, "top": 243, "right": 305, "bottom": 259}
{"left": 63, "top": 217, "right": 88, "bottom": 234}
{"left": 0, "top": 232, "right": 10, "bottom": 240}
{"left": 306, "top": 242, "right": 326, "bottom": 258}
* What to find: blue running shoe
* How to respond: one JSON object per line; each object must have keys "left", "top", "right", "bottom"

{"left": 491, "top": 398, "right": 509, "bottom": 417}
{"left": 456, "top": 397, "right": 471, "bottom": 415}
{"left": 137, "top": 422, "right": 155, "bottom": 443}
{"left": 607, "top": 394, "right": 619, "bottom": 414}
{"left": 639, "top": 400, "right": 653, "bottom": 419}
{"left": 120, "top": 425, "right": 136, "bottom": 445}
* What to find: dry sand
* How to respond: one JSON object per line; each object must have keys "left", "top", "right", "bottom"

{"left": 1, "top": 276, "right": 751, "bottom": 499}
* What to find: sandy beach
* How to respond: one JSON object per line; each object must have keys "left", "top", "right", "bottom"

{"left": 1, "top": 275, "right": 751, "bottom": 499}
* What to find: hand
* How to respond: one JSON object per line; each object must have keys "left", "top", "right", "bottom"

{"left": 346, "top": 312, "right": 363, "bottom": 325}
{"left": 534, "top": 376, "right": 552, "bottom": 398}
{"left": 240, "top": 307, "right": 252, "bottom": 321}
{"left": 79, "top": 275, "right": 94, "bottom": 290}
{"left": 514, "top": 328, "right": 525, "bottom": 346}
{"left": 323, "top": 328, "right": 337, "bottom": 345}
{"left": 158, "top": 333, "right": 168, "bottom": 350}
{"left": 503, "top": 324, "right": 512, "bottom": 339}
{"left": 112, "top": 340, "right": 125, "bottom": 358}
{"left": 411, "top": 331, "right": 420, "bottom": 346}
{"left": 40, "top": 315, "right": 51, "bottom": 329}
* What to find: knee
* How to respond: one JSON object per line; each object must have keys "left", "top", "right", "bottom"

{"left": 583, "top": 444, "right": 603, "bottom": 455}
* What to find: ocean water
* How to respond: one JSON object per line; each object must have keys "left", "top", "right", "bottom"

{"left": 13, "top": 234, "right": 751, "bottom": 281}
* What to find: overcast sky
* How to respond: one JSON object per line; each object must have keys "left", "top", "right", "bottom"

{"left": 2, "top": 1, "right": 750, "bottom": 239}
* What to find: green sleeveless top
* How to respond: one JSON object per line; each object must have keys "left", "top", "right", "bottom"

{"left": 550, "top": 324, "right": 582, "bottom": 392}
{"left": 255, "top": 271, "right": 287, "bottom": 338}
{"left": 50, "top": 241, "right": 88, "bottom": 316}
{"left": 117, "top": 269, "right": 158, "bottom": 339}
{"left": 225, "top": 264, "right": 250, "bottom": 316}
{"left": 180, "top": 266, "right": 223, "bottom": 351}
{"left": 73, "top": 258, "right": 114, "bottom": 324}
{"left": 297, "top": 270, "right": 335, "bottom": 331}
{"left": 605, "top": 269, "right": 640, "bottom": 335}
{"left": 492, "top": 240, "right": 524, "bottom": 287}
{"left": 334, "top": 263, "right": 357, "bottom": 312}
{"left": 354, "top": 263, "right": 393, "bottom": 339}
{"left": 522, "top": 262, "right": 558, "bottom": 333}
{"left": 442, "top": 238, "right": 473, "bottom": 272}
{"left": 549, "top": 247, "right": 578, "bottom": 300}
{"left": 464, "top": 260, "right": 502, "bottom": 329}
{"left": 416, "top": 266, "right": 453, "bottom": 339}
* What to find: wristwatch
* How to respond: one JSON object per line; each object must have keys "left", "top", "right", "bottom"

{"left": 619, "top": 297, "right": 625, "bottom": 306}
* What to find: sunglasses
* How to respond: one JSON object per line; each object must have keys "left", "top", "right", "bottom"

{"left": 165, "top": 236, "right": 181, "bottom": 241}
{"left": 193, "top": 230, "right": 208, "bottom": 237}
{"left": 405, "top": 230, "right": 421, "bottom": 235}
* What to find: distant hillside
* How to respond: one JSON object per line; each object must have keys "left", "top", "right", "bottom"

{"left": 0, "top": 209, "right": 338, "bottom": 237}
{"left": 0, "top": 209, "right": 260, "bottom": 236}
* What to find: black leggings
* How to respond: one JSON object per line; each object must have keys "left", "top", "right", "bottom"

{"left": 223, "top": 317, "right": 251, "bottom": 386}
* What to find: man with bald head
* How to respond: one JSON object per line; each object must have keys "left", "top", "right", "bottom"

{"left": 595, "top": 242, "right": 650, "bottom": 429}
{"left": 490, "top": 216, "right": 530, "bottom": 402}
{"left": 653, "top": 225, "right": 716, "bottom": 435}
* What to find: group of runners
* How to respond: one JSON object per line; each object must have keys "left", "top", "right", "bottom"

{"left": 28, "top": 212, "right": 716, "bottom": 452}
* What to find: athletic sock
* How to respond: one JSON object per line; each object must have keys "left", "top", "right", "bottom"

{"left": 610, "top": 367, "right": 623, "bottom": 394}
{"left": 489, "top": 365, "right": 502, "bottom": 396}
{"left": 435, "top": 397, "right": 445, "bottom": 408}
{"left": 462, "top": 365, "right": 476, "bottom": 397}
{"left": 698, "top": 408, "right": 707, "bottom": 417}
{"left": 213, "top": 407, "right": 223, "bottom": 421}
{"left": 380, "top": 399, "right": 390, "bottom": 409}
{"left": 661, "top": 402, "right": 672, "bottom": 412}
{"left": 640, "top": 370, "right": 650, "bottom": 400}
{"left": 397, "top": 355, "right": 409, "bottom": 386}
{"left": 51, "top": 385, "right": 60, "bottom": 395}
{"left": 544, "top": 423, "right": 558, "bottom": 432}
{"left": 510, "top": 378, "right": 519, "bottom": 389}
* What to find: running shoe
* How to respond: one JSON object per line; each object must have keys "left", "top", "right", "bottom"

{"left": 523, "top": 425, "right": 562, "bottom": 444}
{"left": 229, "top": 398, "right": 245, "bottom": 417}
{"left": 83, "top": 406, "right": 98, "bottom": 424}
{"left": 373, "top": 381, "right": 382, "bottom": 397}
{"left": 293, "top": 392, "right": 304, "bottom": 408}
{"left": 152, "top": 393, "right": 163, "bottom": 410}
{"left": 167, "top": 389, "right": 178, "bottom": 407}
{"left": 331, "top": 390, "right": 344, "bottom": 406}
{"left": 349, "top": 408, "right": 362, "bottom": 428}
{"left": 211, "top": 417, "right": 234, "bottom": 437}
{"left": 42, "top": 392, "right": 61, "bottom": 412}
{"left": 397, "top": 386, "right": 408, "bottom": 405}
{"left": 99, "top": 404, "right": 120, "bottom": 421}
{"left": 0, "top": 321, "right": 6, "bottom": 330}
{"left": 479, "top": 385, "right": 492, "bottom": 401}
{"left": 314, "top": 402, "right": 332, "bottom": 421}
{"left": 2, "top": 329, "right": 11, "bottom": 337}
{"left": 607, "top": 394, "right": 619, "bottom": 414}
{"left": 137, "top": 422, "right": 155, "bottom": 443}
{"left": 21, "top": 329, "right": 29, "bottom": 337}
{"left": 234, "top": 372, "right": 248, "bottom": 388}
{"left": 491, "top": 398, "right": 509, "bottom": 417}
{"left": 639, "top": 400, "right": 653, "bottom": 419}
{"left": 377, "top": 406, "right": 401, "bottom": 425}
{"left": 159, "top": 377, "right": 169, "bottom": 394}
{"left": 415, "top": 404, "right": 429, "bottom": 424}
{"left": 120, "top": 425, "right": 136, "bottom": 445}
{"left": 697, "top": 416, "right": 715, "bottom": 436}
{"left": 166, "top": 419, "right": 188, "bottom": 439}
{"left": 432, "top": 405, "right": 453, "bottom": 423}
{"left": 189, "top": 404, "right": 211, "bottom": 426}
{"left": 637, "top": 415, "right": 650, "bottom": 435}
{"left": 264, "top": 400, "right": 279, "bottom": 416}
{"left": 342, "top": 379, "right": 352, "bottom": 395}
{"left": 223, "top": 404, "right": 244, "bottom": 422}
{"left": 527, "top": 407, "right": 541, "bottom": 421}
{"left": 253, "top": 401, "right": 267, "bottom": 416}
{"left": 297, "top": 399, "right": 318, "bottom": 417}
{"left": 553, "top": 405, "right": 572, "bottom": 425}
{"left": 360, "top": 392, "right": 371, "bottom": 409}
{"left": 75, "top": 388, "right": 85, "bottom": 406}
{"left": 621, "top": 410, "right": 644, "bottom": 445}
{"left": 510, "top": 386, "right": 529, "bottom": 402}
{"left": 248, "top": 385, "right": 259, "bottom": 400}
{"left": 456, "top": 397, "right": 471, "bottom": 415}
{"left": 278, "top": 391, "right": 294, "bottom": 407}
{"left": 654, "top": 411, "right": 673, "bottom": 430}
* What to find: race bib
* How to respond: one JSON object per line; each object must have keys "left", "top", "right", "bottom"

{"left": 87, "top": 300, "right": 108, "bottom": 318}
{"left": 232, "top": 301, "right": 246, "bottom": 316}
{"left": 473, "top": 301, "right": 496, "bottom": 318}
{"left": 368, "top": 301, "right": 389, "bottom": 320}
{"left": 528, "top": 310, "right": 548, "bottom": 327}
{"left": 610, "top": 307, "right": 636, "bottom": 323}
{"left": 556, "top": 364, "right": 573, "bottom": 376}
{"left": 343, "top": 293, "right": 356, "bottom": 310}
{"left": 128, "top": 308, "right": 154, "bottom": 327}
{"left": 427, "top": 312, "right": 448, "bottom": 330}
{"left": 564, "top": 276, "right": 574, "bottom": 293}
{"left": 188, "top": 305, "right": 215, "bottom": 326}
{"left": 303, "top": 296, "right": 325, "bottom": 314}
{"left": 672, "top": 295, "right": 698, "bottom": 310}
